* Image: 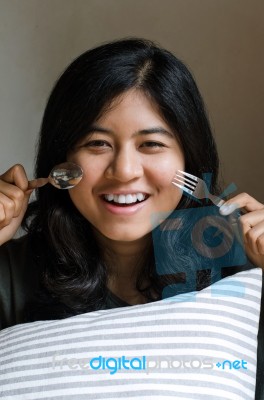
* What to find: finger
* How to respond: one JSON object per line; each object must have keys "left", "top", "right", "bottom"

{"left": 242, "top": 220, "right": 264, "bottom": 255}
{"left": 219, "top": 192, "right": 264, "bottom": 216}
{"left": 0, "top": 164, "right": 29, "bottom": 191}
{"left": 0, "top": 192, "right": 17, "bottom": 228}
{"left": 256, "top": 232, "right": 264, "bottom": 255}
{"left": 0, "top": 188, "right": 32, "bottom": 234}
{"left": 240, "top": 209, "right": 264, "bottom": 228}
{"left": 239, "top": 209, "right": 264, "bottom": 250}
{"left": 0, "top": 180, "right": 27, "bottom": 217}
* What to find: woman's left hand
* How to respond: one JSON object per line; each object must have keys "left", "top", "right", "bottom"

{"left": 219, "top": 193, "right": 264, "bottom": 269}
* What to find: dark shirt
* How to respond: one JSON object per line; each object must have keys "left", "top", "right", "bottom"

{"left": 0, "top": 235, "right": 132, "bottom": 329}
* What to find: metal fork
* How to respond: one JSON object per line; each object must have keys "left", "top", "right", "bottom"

{"left": 172, "top": 170, "right": 245, "bottom": 246}
{"left": 172, "top": 170, "right": 225, "bottom": 207}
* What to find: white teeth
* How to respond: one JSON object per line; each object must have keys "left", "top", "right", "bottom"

{"left": 116, "top": 195, "right": 126, "bottom": 204}
{"left": 125, "top": 194, "right": 135, "bottom": 204}
{"left": 106, "top": 194, "right": 114, "bottom": 201}
{"left": 136, "top": 193, "right": 144, "bottom": 202}
{"left": 104, "top": 193, "right": 147, "bottom": 204}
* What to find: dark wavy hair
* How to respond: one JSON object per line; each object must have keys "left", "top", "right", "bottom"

{"left": 23, "top": 37, "right": 222, "bottom": 321}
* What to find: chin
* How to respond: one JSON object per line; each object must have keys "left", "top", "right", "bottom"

{"left": 107, "top": 233, "right": 146, "bottom": 242}
{"left": 101, "top": 227, "right": 151, "bottom": 242}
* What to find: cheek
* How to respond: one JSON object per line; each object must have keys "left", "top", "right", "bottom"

{"left": 149, "top": 155, "right": 184, "bottom": 186}
{"left": 68, "top": 149, "right": 104, "bottom": 170}
{"left": 67, "top": 162, "right": 99, "bottom": 210}
{"left": 151, "top": 156, "right": 184, "bottom": 205}
{"left": 68, "top": 154, "right": 105, "bottom": 189}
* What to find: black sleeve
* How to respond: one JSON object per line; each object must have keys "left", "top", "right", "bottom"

{"left": 0, "top": 241, "right": 13, "bottom": 330}
{"left": 0, "top": 235, "right": 36, "bottom": 330}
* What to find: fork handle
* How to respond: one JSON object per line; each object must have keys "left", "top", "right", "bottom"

{"left": 208, "top": 193, "right": 225, "bottom": 207}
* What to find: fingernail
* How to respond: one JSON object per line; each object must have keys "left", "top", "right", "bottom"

{"left": 219, "top": 203, "right": 239, "bottom": 215}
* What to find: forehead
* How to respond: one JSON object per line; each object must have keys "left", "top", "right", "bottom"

{"left": 96, "top": 89, "right": 166, "bottom": 125}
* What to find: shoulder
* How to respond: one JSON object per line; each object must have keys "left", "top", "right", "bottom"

{"left": 0, "top": 234, "right": 29, "bottom": 274}
{"left": 0, "top": 233, "right": 29, "bottom": 255}
{"left": 0, "top": 234, "right": 31, "bottom": 279}
{"left": 0, "top": 234, "right": 36, "bottom": 330}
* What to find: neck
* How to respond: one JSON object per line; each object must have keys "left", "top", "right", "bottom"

{"left": 92, "top": 229, "right": 152, "bottom": 300}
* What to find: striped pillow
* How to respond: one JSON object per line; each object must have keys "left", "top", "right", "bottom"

{"left": 0, "top": 268, "right": 262, "bottom": 400}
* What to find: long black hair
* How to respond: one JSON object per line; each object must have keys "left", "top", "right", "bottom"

{"left": 23, "top": 38, "right": 221, "bottom": 320}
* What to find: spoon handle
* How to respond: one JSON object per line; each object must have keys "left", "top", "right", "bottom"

{"left": 28, "top": 177, "right": 49, "bottom": 190}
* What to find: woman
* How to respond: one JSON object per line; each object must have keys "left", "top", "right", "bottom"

{"left": 0, "top": 38, "right": 263, "bottom": 330}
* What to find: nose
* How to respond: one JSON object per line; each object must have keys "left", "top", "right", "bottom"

{"left": 104, "top": 148, "right": 144, "bottom": 182}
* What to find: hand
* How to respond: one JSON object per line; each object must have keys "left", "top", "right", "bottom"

{"left": 219, "top": 193, "right": 264, "bottom": 269}
{"left": 0, "top": 164, "right": 33, "bottom": 246}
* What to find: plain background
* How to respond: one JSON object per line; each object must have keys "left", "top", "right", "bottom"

{"left": 0, "top": 0, "right": 263, "bottom": 200}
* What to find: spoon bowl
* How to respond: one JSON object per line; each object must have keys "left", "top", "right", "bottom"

{"left": 28, "top": 162, "right": 83, "bottom": 190}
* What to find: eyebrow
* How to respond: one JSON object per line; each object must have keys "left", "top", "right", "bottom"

{"left": 86, "top": 125, "right": 175, "bottom": 139}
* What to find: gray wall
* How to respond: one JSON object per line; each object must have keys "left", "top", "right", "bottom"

{"left": 0, "top": 0, "right": 263, "bottom": 200}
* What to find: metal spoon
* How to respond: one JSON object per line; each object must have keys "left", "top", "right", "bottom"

{"left": 28, "top": 162, "right": 83, "bottom": 190}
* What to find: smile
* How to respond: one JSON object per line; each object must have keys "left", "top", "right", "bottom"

{"left": 103, "top": 193, "right": 148, "bottom": 205}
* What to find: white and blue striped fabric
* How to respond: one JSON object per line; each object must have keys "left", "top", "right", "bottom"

{"left": 0, "top": 268, "right": 262, "bottom": 400}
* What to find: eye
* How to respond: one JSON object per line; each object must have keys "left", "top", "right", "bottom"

{"left": 141, "top": 141, "right": 166, "bottom": 148}
{"left": 83, "top": 140, "right": 111, "bottom": 148}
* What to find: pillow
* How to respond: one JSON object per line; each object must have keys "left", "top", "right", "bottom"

{"left": 0, "top": 268, "right": 262, "bottom": 400}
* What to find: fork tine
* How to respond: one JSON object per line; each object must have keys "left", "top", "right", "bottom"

{"left": 177, "top": 170, "right": 198, "bottom": 182}
{"left": 173, "top": 170, "right": 224, "bottom": 207}
{"left": 174, "top": 174, "right": 197, "bottom": 189}
{"left": 173, "top": 176, "right": 196, "bottom": 191}
{"left": 171, "top": 181, "right": 194, "bottom": 195}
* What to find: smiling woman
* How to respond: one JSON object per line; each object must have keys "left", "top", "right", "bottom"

{"left": 0, "top": 38, "right": 263, "bottom": 328}
{"left": 1, "top": 37, "right": 264, "bottom": 399}
{"left": 0, "top": 38, "right": 217, "bottom": 320}
{"left": 67, "top": 89, "right": 184, "bottom": 244}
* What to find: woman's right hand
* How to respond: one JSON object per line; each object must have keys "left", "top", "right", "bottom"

{"left": 0, "top": 164, "right": 33, "bottom": 246}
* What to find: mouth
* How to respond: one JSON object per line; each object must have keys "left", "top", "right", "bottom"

{"left": 100, "top": 193, "right": 150, "bottom": 207}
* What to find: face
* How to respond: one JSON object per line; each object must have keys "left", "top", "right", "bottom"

{"left": 67, "top": 89, "right": 184, "bottom": 244}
